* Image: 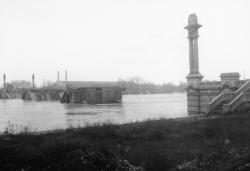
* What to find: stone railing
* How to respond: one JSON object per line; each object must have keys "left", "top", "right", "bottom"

{"left": 206, "top": 93, "right": 224, "bottom": 114}
{"left": 223, "top": 93, "right": 244, "bottom": 113}
{"left": 233, "top": 81, "right": 250, "bottom": 97}
{"left": 223, "top": 91, "right": 250, "bottom": 113}
{"left": 200, "top": 81, "right": 221, "bottom": 88}
{"left": 207, "top": 81, "right": 250, "bottom": 114}
{"left": 239, "top": 80, "right": 247, "bottom": 86}
{"left": 222, "top": 81, "right": 250, "bottom": 113}
{"left": 201, "top": 80, "right": 248, "bottom": 89}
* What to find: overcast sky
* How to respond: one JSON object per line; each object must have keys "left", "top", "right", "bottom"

{"left": 0, "top": 0, "right": 250, "bottom": 86}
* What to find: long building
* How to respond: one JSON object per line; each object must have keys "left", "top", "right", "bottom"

{"left": 50, "top": 81, "right": 123, "bottom": 104}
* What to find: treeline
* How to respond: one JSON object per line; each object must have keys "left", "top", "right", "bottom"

{"left": 118, "top": 78, "right": 186, "bottom": 94}
{"left": 2, "top": 79, "right": 187, "bottom": 95}
{"left": 3, "top": 80, "right": 54, "bottom": 92}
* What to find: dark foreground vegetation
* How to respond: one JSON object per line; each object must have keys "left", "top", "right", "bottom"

{"left": 1, "top": 113, "right": 250, "bottom": 171}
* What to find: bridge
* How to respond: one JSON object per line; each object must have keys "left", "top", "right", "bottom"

{"left": 185, "top": 14, "right": 250, "bottom": 115}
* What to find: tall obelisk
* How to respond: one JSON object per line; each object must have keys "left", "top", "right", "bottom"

{"left": 185, "top": 14, "right": 203, "bottom": 87}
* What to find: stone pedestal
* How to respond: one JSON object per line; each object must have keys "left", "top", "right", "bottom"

{"left": 186, "top": 73, "right": 203, "bottom": 88}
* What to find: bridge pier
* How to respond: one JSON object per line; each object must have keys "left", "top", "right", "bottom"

{"left": 185, "top": 14, "right": 203, "bottom": 115}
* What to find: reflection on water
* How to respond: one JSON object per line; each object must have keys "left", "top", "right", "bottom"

{"left": 0, "top": 93, "right": 187, "bottom": 132}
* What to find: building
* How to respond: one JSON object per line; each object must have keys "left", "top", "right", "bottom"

{"left": 50, "top": 81, "right": 123, "bottom": 104}
{"left": 186, "top": 14, "right": 250, "bottom": 115}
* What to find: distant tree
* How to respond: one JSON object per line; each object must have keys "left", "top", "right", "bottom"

{"left": 178, "top": 82, "right": 187, "bottom": 92}
{"left": 162, "top": 82, "right": 176, "bottom": 93}
{"left": 118, "top": 77, "right": 187, "bottom": 94}
{"left": 127, "top": 76, "right": 148, "bottom": 84}
{"left": 5, "top": 83, "right": 14, "bottom": 92}
{"left": 43, "top": 80, "right": 54, "bottom": 88}
{"left": 10, "top": 80, "right": 32, "bottom": 89}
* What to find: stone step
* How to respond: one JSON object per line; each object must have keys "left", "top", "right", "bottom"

{"left": 211, "top": 100, "right": 232, "bottom": 114}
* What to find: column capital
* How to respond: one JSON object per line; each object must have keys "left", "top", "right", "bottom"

{"left": 184, "top": 13, "right": 202, "bottom": 39}
{"left": 185, "top": 24, "right": 202, "bottom": 39}
{"left": 184, "top": 24, "right": 202, "bottom": 31}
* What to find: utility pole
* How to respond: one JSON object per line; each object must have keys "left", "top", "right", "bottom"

{"left": 3, "top": 74, "right": 6, "bottom": 89}
{"left": 32, "top": 74, "right": 35, "bottom": 88}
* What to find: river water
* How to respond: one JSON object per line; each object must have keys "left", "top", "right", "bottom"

{"left": 0, "top": 93, "right": 187, "bottom": 132}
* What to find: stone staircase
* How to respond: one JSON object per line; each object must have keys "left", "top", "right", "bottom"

{"left": 207, "top": 81, "right": 250, "bottom": 114}
{"left": 223, "top": 92, "right": 250, "bottom": 113}
{"left": 210, "top": 99, "right": 231, "bottom": 114}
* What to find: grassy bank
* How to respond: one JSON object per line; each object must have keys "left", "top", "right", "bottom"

{"left": 1, "top": 112, "right": 250, "bottom": 171}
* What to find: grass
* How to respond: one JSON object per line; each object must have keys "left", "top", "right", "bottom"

{"left": 1, "top": 112, "right": 250, "bottom": 170}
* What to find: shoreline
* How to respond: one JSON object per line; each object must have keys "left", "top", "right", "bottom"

{"left": 1, "top": 111, "right": 204, "bottom": 136}
{"left": 1, "top": 112, "right": 250, "bottom": 170}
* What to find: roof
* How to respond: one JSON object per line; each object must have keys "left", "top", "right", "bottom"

{"left": 66, "top": 81, "right": 121, "bottom": 88}
{"left": 47, "top": 81, "right": 121, "bottom": 90}
{"left": 46, "top": 81, "right": 66, "bottom": 90}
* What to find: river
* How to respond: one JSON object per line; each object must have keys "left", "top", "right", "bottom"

{"left": 0, "top": 93, "right": 187, "bottom": 132}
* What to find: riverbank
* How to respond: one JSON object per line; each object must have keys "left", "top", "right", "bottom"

{"left": 1, "top": 112, "right": 250, "bottom": 171}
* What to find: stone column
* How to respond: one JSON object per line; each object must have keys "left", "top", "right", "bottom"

{"left": 193, "top": 38, "right": 199, "bottom": 74}
{"left": 189, "top": 39, "right": 194, "bottom": 73}
{"left": 185, "top": 14, "right": 203, "bottom": 115}
{"left": 57, "top": 71, "right": 60, "bottom": 82}
{"left": 185, "top": 13, "right": 203, "bottom": 88}
{"left": 3, "top": 74, "right": 6, "bottom": 89}
{"left": 32, "top": 74, "right": 35, "bottom": 88}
